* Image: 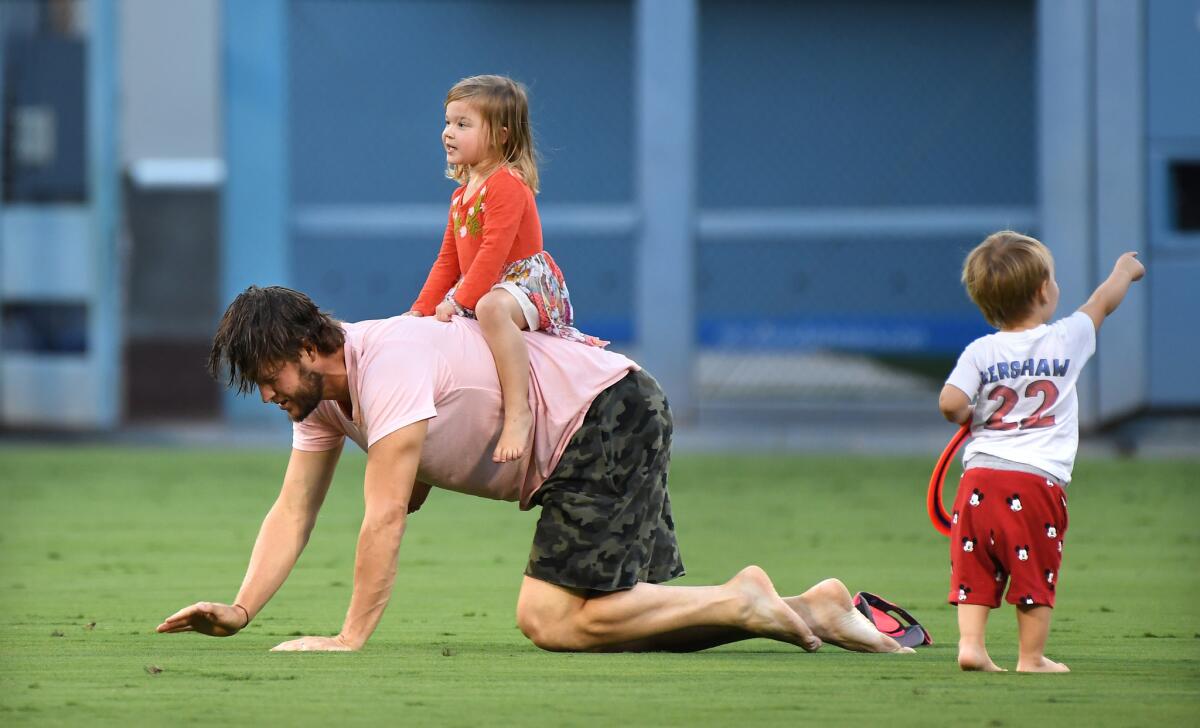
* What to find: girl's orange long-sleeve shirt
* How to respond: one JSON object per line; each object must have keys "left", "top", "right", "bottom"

{"left": 411, "top": 166, "right": 543, "bottom": 315}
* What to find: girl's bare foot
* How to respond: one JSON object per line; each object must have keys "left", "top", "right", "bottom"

{"left": 493, "top": 408, "right": 532, "bottom": 462}
{"left": 729, "top": 566, "right": 822, "bottom": 652}
{"left": 959, "top": 643, "right": 1006, "bottom": 671}
{"left": 1016, "top": 656, "right": 1069, "bottom": 673}
{"left": 785, "top": 578, "right": 913, "bottom": 653}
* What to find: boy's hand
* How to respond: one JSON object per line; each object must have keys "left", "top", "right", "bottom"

{"left": 1114, "top": 252, "right": 1145, "bottom": 282}
{"left": 434, "top": 300, "right": 457, "bottom": 322}
{"left": 1079, "top": 251, "right": 1145, "bottom": 331}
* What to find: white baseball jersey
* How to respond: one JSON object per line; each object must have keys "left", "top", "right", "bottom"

{"left": 945, "top": 311, "right": 1097, "bottom": 483}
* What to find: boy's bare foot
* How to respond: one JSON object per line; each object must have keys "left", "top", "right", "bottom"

{"left": 729, "top": 566, "right": 822, "bottom": 652}
{"left": 1016, "top": 656, "right": 1069, "bottom": 673}
{"left": 958, "top": 643, "right": 1006, "bottom": 671}
{"left": 785, "top": 578, "right": 912, "bottom": 653}
{"left": 493, "top": 408, "right": 533, "bottom": 463}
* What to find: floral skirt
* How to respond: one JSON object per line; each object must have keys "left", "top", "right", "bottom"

{"left": 447, "top": 251, "right": 607, "bottom": 347}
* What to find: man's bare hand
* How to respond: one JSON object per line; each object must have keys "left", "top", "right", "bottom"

{"left": 156, "top": 601, "right": 247, "bottom": 637}
{"left": 270, "top": 635, "right": 355, "bottom": 652}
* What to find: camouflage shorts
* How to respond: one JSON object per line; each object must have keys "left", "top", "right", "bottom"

{"left": 526, "top": 369, "right": 686, "bottom": 592}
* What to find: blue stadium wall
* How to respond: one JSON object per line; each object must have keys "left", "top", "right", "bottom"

{"left": 283, "top": 0, "right": 1035, "bottom": 354}
{"left": 289, "top": 0, "right": 639, "bottom": 341}
{"left": 220, "top": 0, "right": 1200, "bottom": 423}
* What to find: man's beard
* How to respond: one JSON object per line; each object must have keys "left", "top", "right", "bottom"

{"left": 288, "top": 366, "right": 325, "bottom": 422}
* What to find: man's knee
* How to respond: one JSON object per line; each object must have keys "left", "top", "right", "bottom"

{"left": 519, "top": 606, "right": 612, "bottom": 652}
{"left": 516, "top": 603, "right": 553, "bottom": 649}
{"left": 517, "top": 602, "right": 578, "bottom": 651}
{"left": 516, "top": 581, "right": 596, "bottom": 652}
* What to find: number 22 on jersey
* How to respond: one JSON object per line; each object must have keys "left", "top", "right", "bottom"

{"left": 984, "top": 380, "right": 1059, "bottom": 431}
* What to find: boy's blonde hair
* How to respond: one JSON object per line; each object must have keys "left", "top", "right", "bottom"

{"left": 962, "top": 230, "right": 1054, "bottom": 328}
{"left": 445, "top": 75, "right": 539, "bottom": 193}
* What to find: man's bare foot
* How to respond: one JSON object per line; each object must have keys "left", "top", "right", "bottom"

{"left": 493, "top": 408, "right": 533, "bottom": 463}
{"left": 1016, "top": 656, "right": 1069, "bottom": 673}
{"left": 784, "top": 578, "right": 914, "bottom": 653}
{"left": 729, "top": 566, "right": 822, "bottom": 652}
{"left": 959, "top": 643, "right": 1006, "bottom": 672}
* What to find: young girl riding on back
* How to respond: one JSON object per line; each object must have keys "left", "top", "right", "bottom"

{"left": 407, "top": 75, "right": 605, "bottom": 463}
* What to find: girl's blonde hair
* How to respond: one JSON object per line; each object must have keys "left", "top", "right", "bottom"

{"left": 961, "top": 230, "right": 1054, "bottom": 328}
{"left": 445, "top": 75, "right": 539, "bottom": 193}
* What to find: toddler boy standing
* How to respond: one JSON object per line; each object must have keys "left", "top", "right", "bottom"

{"left": 939, "top": 230, "right": 1144, "bottom": 672}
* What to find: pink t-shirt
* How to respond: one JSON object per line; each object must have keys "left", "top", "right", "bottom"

{"left": 292, "top": 316, "right": 638, "bottom": 509}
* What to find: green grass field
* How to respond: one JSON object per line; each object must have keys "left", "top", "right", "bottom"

{"left": 1, "top": 446, "right": 1197, "bottom": 726}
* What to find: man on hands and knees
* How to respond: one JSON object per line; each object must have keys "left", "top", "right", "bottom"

{"left": 157, "top": 286, "right": 909, "bottom": 655}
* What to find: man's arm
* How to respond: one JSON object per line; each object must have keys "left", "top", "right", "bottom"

{"left": 156, "top": 445, "right": 343, "bottom": 637}
{"left": 1078, "top": 252, "right": 1145, "bottom": 331}
{"left": 234, "top": 446, "right": 344, "bottom": 618}
{"left": 272, "top": 420, "right": 428, "bottom": 651}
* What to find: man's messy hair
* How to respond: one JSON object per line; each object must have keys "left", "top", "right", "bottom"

{"left": 208, "top": 286, "right": 344, "bottom": 394}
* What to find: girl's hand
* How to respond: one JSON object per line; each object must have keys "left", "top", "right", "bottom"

{"left": 435, "top": 300, "right": 457, "bottom": 322}
{"left": 401, "top": 310, "right": 423, "bottom": 317}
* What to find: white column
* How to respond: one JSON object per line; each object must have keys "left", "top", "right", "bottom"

{"left": 1038, "top": 0, "right": 1097, "bottom": 427}
{"left": 220, "top": 0, "right": 289, "bottom": 422}
{"left": 89, "top": 0, "right": 122, "bottom": 427}
{"left": 1093, "top": 0, "right": 1147, "bottom": 421}
{"left": 635, "top": 0, "right": 697, "bottom": 418}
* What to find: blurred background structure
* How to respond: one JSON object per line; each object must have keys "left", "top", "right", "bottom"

{"left": 0, "top": 0, "right": 1197, "bottom": 444}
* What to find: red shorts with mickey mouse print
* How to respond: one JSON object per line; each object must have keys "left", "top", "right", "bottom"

{"left": 947, "top": 467, "right": 1068, "bottom": 609}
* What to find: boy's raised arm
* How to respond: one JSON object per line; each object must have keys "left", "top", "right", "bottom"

{"left": 1078, "top": 252, "right": 1145, "bottom": 332}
